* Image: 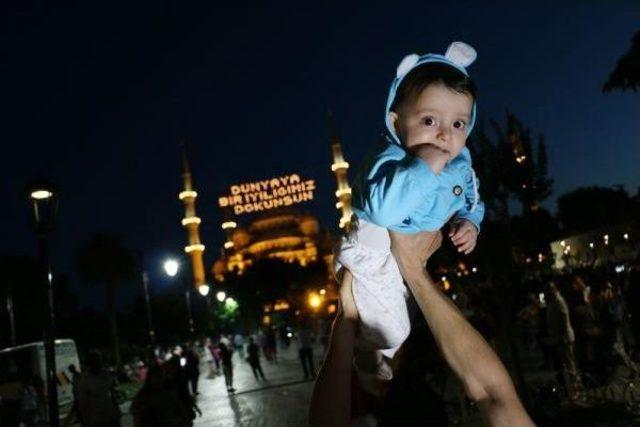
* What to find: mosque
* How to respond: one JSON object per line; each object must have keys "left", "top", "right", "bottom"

{"left": 175, "top": 116, "right": 353, "bottom": 318}
{"left": 210, "top": 117, "right": 353, "bottom": 284}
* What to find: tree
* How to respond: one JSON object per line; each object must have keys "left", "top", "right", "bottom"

{"left": 468, "top": 112, "right": 557, "bottom": 263}
{"left": 458, "top": 112, "right": 556, "bottom": 408}
{"left": 0, "top": 256, "right": 44, "bottom": 347}
{"left": 488, "top": 111, "right": 553, "bottom": 214}
{"left": 0, "top": 256, "right": 79, "bottom": 349}
{"left": 604, "top": 31, "right": 640, "bottom": 92}
{"left": 77, "top": 234, "right": 137, "bottom": 367}
{"left": 557, "top": 186, "right": 638, "bottom": 235}
{"left": 220, "top": 257, "right": 329, "bottom": 332}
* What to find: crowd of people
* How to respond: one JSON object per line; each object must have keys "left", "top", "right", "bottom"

{"left": 516, "top": 262, "right": 640, "bottom": 401}
{"left": 71, "top": 324, "right": 318, "bottom": 426}
{"left": 0, "top": 322, "right": 324, "bottom": 427}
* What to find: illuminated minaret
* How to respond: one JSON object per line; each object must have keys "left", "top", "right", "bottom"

{"left": 178, "top": 142, "right": 206, "bottom": 289}
{"left": 328, "top": 112, "right": 353, "bottom": 230}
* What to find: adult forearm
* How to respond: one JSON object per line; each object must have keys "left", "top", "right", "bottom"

{"left": 404, "top": 269, "right": 494, "bottom": 391}
{"left": 309, "top": 314, "right": 355, "bottom": 427}
{"left": 403, "top": 268, "right": 534, "bottom": 426}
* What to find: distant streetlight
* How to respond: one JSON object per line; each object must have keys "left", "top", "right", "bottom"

{"left": 216, "top": 291, "right": 226, "bottom": 302}
{"left": 163, "top": 259, "right": 179, "bottom": 277}
{"left": 224, "top": 297, "right": 238, "bottom": 311}
{"left": 198, "top": 284, "right": 210, "bottom": 296}
{"left": 308, "top": 292, "right": 321, "bottom": 310}
{"left": 27, "top": 178, "right": 59, "bottom": 427}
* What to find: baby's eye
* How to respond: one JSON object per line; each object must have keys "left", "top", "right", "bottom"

{"left": 424, "top": 116, "right": 436, "bottom": 126}
{"left": 453, "top": 120, "right": 466, "bottom": 130}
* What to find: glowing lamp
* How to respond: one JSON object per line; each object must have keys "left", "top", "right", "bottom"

{"left": 163, "top": 259, "right": 179, "bottom": 277}
{"left": 308, "top": 293, "right": 321, "bottom": 309}
{"left": 198, "top": 284, "right": 210, "bottom": 296}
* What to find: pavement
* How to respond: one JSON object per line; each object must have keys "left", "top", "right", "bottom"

{"left": 193, "top": 344, "right": 318, "bottom": 427}
{"left": 72, "top": 338, "right": 640, "bottom": 426}
{"left": 116, "top": 343, "right": 319, "bottom": 427}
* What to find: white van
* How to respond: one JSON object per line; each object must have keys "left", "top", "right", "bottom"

{"left": 0, "top": 339, "right": 80, "bottom": 410}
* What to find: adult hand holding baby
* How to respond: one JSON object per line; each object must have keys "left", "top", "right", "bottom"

{"left": 389, "top": 229, "right": 443, "bottom": 277}
{"left": 337, "top": 270, "right": 358, "bottom": 322}
{"left": 389, "top": 229, "right": 535, "bottom": 427}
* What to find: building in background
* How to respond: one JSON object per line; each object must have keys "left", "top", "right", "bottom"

{"left": 550, "top": 221, "right": 638, "bottom": 270}
{"left": 212, "top": 209, "right": 332, "bottom": 281}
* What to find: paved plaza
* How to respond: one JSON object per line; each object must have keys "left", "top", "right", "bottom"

{"left": 112, "top": 343, "right": 319, "bottom": 427}
{"left": 193, "top": 344, "right": 318, "bottom": 426}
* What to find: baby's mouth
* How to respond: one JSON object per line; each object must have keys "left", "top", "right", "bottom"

{"left": 424, "top": 143, "right": 450, "bottom": 156}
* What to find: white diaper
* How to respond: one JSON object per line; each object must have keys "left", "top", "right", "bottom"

{"left": 334, "top": 219, "right": 411, "bottom": 358}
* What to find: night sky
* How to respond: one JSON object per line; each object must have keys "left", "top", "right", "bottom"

{"left": 2, "top": 2, "right": 639, "bottom": 308}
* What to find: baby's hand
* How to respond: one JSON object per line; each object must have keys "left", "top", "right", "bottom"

{"left": 411, "top": 143, "right": 449, "bottom": 175}
{"left": 448, "top": 219, "right": 478, "bottom": 255}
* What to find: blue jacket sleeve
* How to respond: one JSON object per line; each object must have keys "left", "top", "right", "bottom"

{"left": 452, "top": 153, "right": 485, "bottom": 232}
{"left": 357, "top": 144, "right": 439, "bottom": 227}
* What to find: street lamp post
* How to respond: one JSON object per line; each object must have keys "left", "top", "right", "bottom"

{"left": 28, "top": 179, "right": 59, "bottom": 427}
{"left": 137, "top": 252, "right": 156, "bottom": 346}
{"left": 141, "top": 271, "right": 155, "bottom": 345}
{"left": 185, "top": 283, "right": 195, "bottom": 337}
{"left": 6, "top": 291, "right": 16, "bottom": 346}
{"left": 164, "top": 259, "right": 197, "bottom": 337}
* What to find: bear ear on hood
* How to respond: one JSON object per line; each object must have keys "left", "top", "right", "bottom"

{"left": 444, "top": 42, "right": 477, "bottom": 68}
{"left": 396, "top": 53, "right": 420, "bottom": 78}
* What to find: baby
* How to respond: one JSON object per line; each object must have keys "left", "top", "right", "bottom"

{"left": 335, "top": 41, "right": 485, "bottom": 385}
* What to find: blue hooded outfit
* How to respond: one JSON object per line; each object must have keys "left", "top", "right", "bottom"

{"left": 351, "top": 44, "right": 485, "bottom": 233}
{"left": 334, "top": 43, "right": 485, "bottom": 383}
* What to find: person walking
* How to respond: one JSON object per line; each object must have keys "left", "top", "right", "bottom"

{"left": 544, "top": 282, "right": 583, "bottom": 401}
{"left": 626, "top": 263, "right": 640, "bottom": 354}
{"left": 163, "top": 357, "right": 201, "bottom": 422}
{"left": 75, "top": 350, "right": 122, "bottom": 427}
{"left": 246, "top": 336, "right": 266, "bottom": 381}
{"left": 233, "top": 334, "right": 245, "bottom": 362}
{"left": 219, "top": 337, "right": 235, "bottom": 393}
{"left": 184, "top": 347, "right": 200, "bottom": 396}
{"left": 594, "top": 282, "right": 638, "bottom": 374}
{"left": 298, "top": 323, "right": 315, "bottom": 379}
{"left": 130, "top": 366, "right": 193, "bottom": 427}
{"left": 266, "top": 328, "right": 278, "bottom": 363}
{"left": 257, "top": 329, "right": 269, "bottom": 361}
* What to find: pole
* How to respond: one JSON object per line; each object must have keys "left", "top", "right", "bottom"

{"left": 7, "top": 292, "right": 16, "bottom": 346}
{"left": 38, "top": 233, "right": 59, "bottom": 427}
{"left": 185, "top": 286, "right": 195, "bottom": 337}
{"left": 181, "top": 256, "right": 195, "bottom": 338}
{"left": 141, "top": 271, "right": 155, "bottom": 345}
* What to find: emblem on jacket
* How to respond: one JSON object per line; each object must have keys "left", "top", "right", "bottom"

{"left": 453, "top": 185, "right": 463, "bottom": 196}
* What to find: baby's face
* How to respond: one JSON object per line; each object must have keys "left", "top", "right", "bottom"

{"left": 390, "top": 83, "right": 473, "bottom": 168}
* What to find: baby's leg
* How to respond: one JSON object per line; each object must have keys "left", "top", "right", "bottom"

{"left": 334, "top": 222, "right": 412, "bottom": 398}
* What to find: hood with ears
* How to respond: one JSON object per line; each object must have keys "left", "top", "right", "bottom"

{"left": 385, "top": 41, "right": 478, "bottom": 145}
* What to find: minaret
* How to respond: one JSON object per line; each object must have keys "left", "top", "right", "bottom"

{"left": 179, "top": 142, "right": 206, "bottom": 289}
{"left": 328, "top": 112, "right": 353, "bottom": 230}
{"left": 220, "top": 208, "right": 237, "bottom": 254}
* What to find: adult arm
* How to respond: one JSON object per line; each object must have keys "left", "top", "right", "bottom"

{"left": 309, "top": 271, "right": 358, "bottom": 427}
{"left": 389, "top": 230, "right": 534, "bottom": 427}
